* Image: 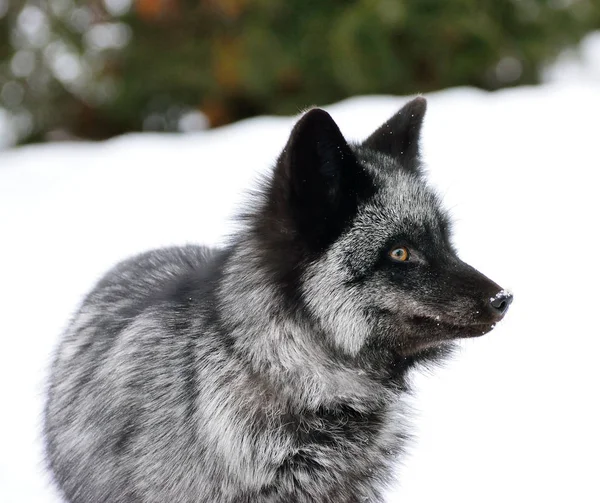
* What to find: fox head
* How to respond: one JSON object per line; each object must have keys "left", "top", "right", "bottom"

{"left": 253, "top": 98, "right": 512, "bottom": 358}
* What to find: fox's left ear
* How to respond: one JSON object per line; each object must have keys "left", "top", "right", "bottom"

{"left": 362, "top": 97, "right": 427, "bottom": 173}
{"left": 273, "top": 108, "right": 373, "bottom": 252}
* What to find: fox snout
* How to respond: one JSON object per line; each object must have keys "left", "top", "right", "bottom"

{"left": 423, "top": 260, "right": 513, "bottom": 341}
{"left": 457, "top": 272, "right": 513, "bottom": 338}
{"left": 468, "top": 269, "right": 513, "bottom": 326}
{"left": 445, "top": 258, "right": 512, "bottom": 322}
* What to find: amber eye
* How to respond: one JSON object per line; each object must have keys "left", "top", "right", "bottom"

{"left": 389, "top": 246, "right": 410, "bottom": 262}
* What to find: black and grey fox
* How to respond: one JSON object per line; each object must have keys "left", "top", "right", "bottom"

{"left": 44, "top": 97, "right": 512, "bottom": 502}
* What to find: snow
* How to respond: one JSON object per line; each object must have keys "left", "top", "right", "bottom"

{"left": 490, "top": 290, "right": 512, "bottom": 303}
{"left": 2, "top": 33, "right": 600, "bottom": 503}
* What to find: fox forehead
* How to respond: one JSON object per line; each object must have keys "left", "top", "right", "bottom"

{"left": 342, "top": 148, "right": 450, "bottom": 253}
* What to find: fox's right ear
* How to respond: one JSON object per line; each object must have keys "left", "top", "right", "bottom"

{"left": 362, "top": 97, "right": 427, "bottom": 173}
{"left": 272, "top": 108, "right": 373, "bottom": 252}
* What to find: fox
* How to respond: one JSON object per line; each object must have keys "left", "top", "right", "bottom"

{"left": 44, "top": 97, "right": 512, "bottom": 503}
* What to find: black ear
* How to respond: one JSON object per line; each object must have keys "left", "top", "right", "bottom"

{"left": 274, "top": 108, "right": 373, "bottom": 252}
{"left": 362, "top": 97, "right": 427, "bottom": 173}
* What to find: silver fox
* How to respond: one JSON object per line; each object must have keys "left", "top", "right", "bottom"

{"left": 44, "top": 98, "right": 512, "bottom": 503}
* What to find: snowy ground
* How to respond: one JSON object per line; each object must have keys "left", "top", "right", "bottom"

{"left": 2, "top": 34, "right": 600, "bottom": 503}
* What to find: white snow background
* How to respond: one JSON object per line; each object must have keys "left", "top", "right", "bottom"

{"left": 2, "top": 33, "right": 600, "bottom": 503}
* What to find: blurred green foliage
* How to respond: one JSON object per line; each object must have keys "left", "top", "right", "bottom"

{"left": 0, "top": 0, "right": 599, "bottom": 145}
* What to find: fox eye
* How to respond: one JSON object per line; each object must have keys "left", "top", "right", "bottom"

{"left": 389, "top": 246, "right": 410, "bottom": 262}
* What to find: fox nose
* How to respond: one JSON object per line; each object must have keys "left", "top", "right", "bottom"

{"left": 489, "top": 290, "right": 513, "bottom": 318}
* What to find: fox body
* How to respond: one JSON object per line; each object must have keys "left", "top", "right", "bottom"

{"left": 44, "top": 98, "right": 512, "bottom": 503}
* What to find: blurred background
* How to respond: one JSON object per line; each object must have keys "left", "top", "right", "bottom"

{"left": 1, "top": 0, "right": 599, "bottom": 149}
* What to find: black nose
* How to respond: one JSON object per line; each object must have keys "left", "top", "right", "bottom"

{"left": 489, "top": 290, "right": 513, "bottom": 318}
